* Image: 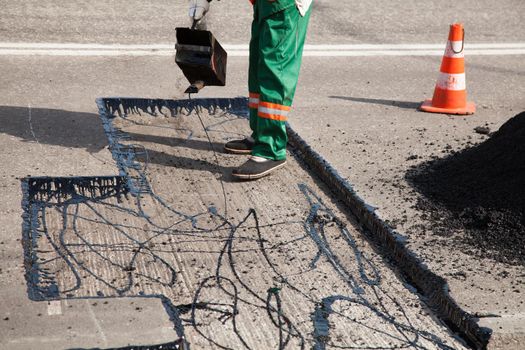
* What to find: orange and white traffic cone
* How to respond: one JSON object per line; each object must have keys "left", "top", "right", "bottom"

{"left": 420, "top": 23, "right": 475, "bottom": 115}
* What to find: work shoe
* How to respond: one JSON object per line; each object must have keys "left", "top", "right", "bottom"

{"left": 232, "top": 156, "right": 286, "bottom": 180}
{"left": 224, "top": 137, "right": 254, "bottom": 154}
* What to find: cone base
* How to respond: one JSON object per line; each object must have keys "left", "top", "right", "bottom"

{"left": 419, "top": 99, "right": 476, "bottom": 115}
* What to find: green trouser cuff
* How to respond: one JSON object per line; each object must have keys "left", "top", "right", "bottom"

{"left": 252, "top": 118, "right": 287, "bottom": 161}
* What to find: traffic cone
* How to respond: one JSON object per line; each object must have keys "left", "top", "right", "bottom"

{"left": 420, "top": 23, "right": 475, "bottom": 115}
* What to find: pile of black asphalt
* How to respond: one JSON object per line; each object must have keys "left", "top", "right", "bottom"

{"left": 406, "top": 111, "right": 525, "bottom": 265}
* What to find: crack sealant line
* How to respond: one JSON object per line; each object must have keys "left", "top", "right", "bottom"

{"left": 20, "top": 178, "right": 45, "bottom": 301}
{"left": 285, "top": 124, "right": 491, "bottom": 350}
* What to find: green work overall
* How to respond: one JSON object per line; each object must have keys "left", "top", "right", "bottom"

{"left": 248, "top": 0, "right": 311, "bottom": 160}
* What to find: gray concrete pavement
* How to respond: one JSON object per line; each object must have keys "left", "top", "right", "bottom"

{"left": 1, "top": 0, "right": 524, "bottom": 44}
{"left": 2, "top": 296, "right": 177, "bottom": 350}
{"left": 1, "top": 0, "right": 524, "bottom": 349}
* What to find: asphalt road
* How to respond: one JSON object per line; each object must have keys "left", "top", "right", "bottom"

{"left": 1, "top": 0, "right": 525, "bottom": 44}
{"left": 1, "top": 1, "right": 524, "bottom": 349}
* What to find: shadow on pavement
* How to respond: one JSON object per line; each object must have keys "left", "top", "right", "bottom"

{"left": 0, "top": 105, "right": 107, "bottom": 153}
{"left": 0, "top": 105, "right": 235, "bottom": 176}
{"left": 125, "top": 132, "right": 224, "bottom": 152}
{"left": 329, "top": 96, "right": 421, "bottom": 110}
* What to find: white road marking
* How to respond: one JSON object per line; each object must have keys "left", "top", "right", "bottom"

{"left": 0, "top": 42, "right": 524, "bottom": 57}
{"left": 47, "top": 300, "right": 62, "bottom": 315}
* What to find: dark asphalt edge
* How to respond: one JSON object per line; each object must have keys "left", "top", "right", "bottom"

{"left": 286, "top": 125, "right": 491, "bottom": 350}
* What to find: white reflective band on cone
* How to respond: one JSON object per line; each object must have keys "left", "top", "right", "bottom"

{"left": 436, "top": 72, "right": 466, "bottom": 91}
{"left": 444, "top": 41, "right": 465, "bottom": 58}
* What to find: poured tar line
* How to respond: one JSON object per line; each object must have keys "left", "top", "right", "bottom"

{"left": 1, "top": 42, "right": 525, "bottom": 56}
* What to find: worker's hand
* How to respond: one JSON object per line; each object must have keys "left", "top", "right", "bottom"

{"left": 188, "top": 0, "right": 210, "bottom": 23}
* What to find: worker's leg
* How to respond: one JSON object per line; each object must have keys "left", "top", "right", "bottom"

{"left": 252, "top": 5, "right": 311, "bottom": 161}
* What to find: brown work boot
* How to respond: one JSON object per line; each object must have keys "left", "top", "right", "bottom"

{"left": 232, "top": 156, "right": 287, "bottom": 180}
{"left": 224, "top": 137, "right": 255, "bottom": 154}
